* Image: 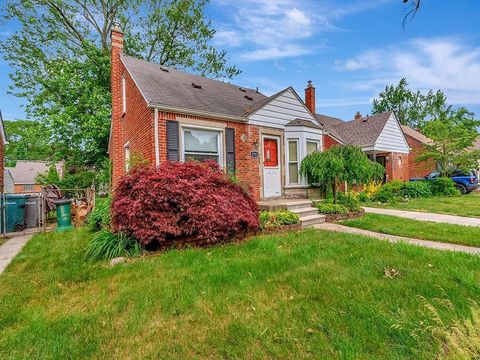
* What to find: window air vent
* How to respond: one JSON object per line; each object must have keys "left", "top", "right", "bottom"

{"left": 244, "top": 95, "right": 253, "bottom": 101}
{"left": 239, "top": 87, "right": 246, "bottom": 92}
{"left": 160, "top": 66, "right": 169, "bottom": 72}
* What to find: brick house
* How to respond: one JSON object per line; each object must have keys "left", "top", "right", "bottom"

{"left": 401, "top": 125, "right": 435, "bottom": 179}
{"left": 109, "top": 25, "right": 433, "bottom": 198}
{"left": 0, "top": 110, "right": 6, "bottom": 193}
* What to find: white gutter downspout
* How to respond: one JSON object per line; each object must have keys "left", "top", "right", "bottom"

{"left": 154, "top": 108, "right": 160, "bottom": 168}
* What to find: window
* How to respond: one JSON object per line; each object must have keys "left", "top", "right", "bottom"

{"left": 122, "top": 74, "right": 126, "bottom": 113}
{"left": 23, "top": 184, "right": 34, "bottom": 192}
{"left": 124, "top": 142, "right": 130, "bottom": 171}
{"left": 306, "top": 140, "right": 319, "bottom": 155}
{"left": 183, "top": 127, "right": 222, "bottom": 165}
{"left": 288, "top": 140, "right": 299, "bottom": 184}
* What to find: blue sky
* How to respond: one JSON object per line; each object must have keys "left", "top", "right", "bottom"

{"left": 1, "top": 0, "right": 480, "bottom": 120}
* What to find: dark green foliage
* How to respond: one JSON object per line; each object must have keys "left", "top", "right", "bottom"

{"left": 429, "top": 177, "right": 460, "bottom": 196}
{"left": 401, "top": 181, "right": 432, "bottom": 198}
{"left": 336, "top": 192, "right": 361, "bottom": 212}
{"left": 85, "top": 230, "right": 140, "bottom": 261}
{"left": 87, "top": 197, "right": 111, "bottom": 231}
{"left": 316, "top": 203, "right": 349, "bottom": 214}
{"left": 358, "top": 191, "right": 370, "bottom": 202}
{"left": 300, "top": 145, "right": 384, "bottom": 203}
{"left": 374, "top": 181, "right": 405, "bottom": 203}
{"left": 259, "top": 210, "right": 300, "bottom": 229}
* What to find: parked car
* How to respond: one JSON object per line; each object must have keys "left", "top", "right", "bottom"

{"left": 410, "top": 170, "right": 479, "bottom": 194}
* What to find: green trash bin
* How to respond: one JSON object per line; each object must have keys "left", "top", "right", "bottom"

{"left": 1, "top": 194, "right": 28, "bottom": 233}
{"left": 55, "top": 199, "right": 73, "bottom": 231}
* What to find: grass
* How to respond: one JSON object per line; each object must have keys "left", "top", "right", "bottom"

{"left": 365, "top": 191, "right": 480, "bottom": 217}
{"left": 340, "top": 213, "right": 480, "bottom": 248}
{"left": 1, "top": 229, "right": 480, "bottom": 359}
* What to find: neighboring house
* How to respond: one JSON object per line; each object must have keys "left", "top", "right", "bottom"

{"left": 109, "top": 25, "right": 421, "bottom": 199}
{"left": 401, "top": 125, "right": 435, "bottom": 179}
{"left": 317, "top": 110, "right": 411, "bottom": 182}
{"left": 0, "top": 110, "right": 6, "bottom": 193}
{"left": 5, "top": 160, "right": 64, "bottom": 194}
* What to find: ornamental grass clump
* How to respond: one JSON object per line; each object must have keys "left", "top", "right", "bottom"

{"left": 112, "top": 161, "right": 259, "bottom": 248}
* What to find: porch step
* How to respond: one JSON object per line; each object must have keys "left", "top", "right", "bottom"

{"left": 300, "top": 214, "right": 326, "bottom": 227}
{"left": 283, "top": 200, "right": 314, "bottom": 210}
{"left": 290, "top": 207, "right": 319, "bottom": 218}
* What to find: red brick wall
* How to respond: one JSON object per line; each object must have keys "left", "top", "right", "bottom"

{"left": 0, "top": 138, "right": 3, "bottom": 193}
{"left": 405, "top": 134, "right": 435, "bottom": 179}
{"left": 157, "top": 112, "right": 262, "bottom": 199}
{"left": 377, "top": 152, "right": 409, "bottom": 182}
{"left": 323, "top": 135, "right": 341, "bottom": 150}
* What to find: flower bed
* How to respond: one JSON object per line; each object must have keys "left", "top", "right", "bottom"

{"left": 324, "top": 208, "right": 365, "bottom": 222}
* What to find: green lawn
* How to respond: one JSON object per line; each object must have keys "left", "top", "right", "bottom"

{"left": 1, "top": 229, "right": 480, "bottom": 359}
{"left": 365, "top": 191, "right": 480, "bottom": 217}
{"left": 340, "top": 213, "right": 480, "bottom": 248}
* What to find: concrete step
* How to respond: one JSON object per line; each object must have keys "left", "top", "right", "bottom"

{"left": 300, "top": 214, "right": 326, "bottom": 227}
{"left": 284, "top": 200, "right": 314, "bottom": 210}
{"left": 291, "top": 207, "right": 319, "bottom": 218}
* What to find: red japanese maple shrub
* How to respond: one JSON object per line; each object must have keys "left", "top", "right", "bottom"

{"left": 111, "top": 161, "right": 259, "bottom": 248}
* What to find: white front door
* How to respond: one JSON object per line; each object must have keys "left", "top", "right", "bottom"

{"left": 262, "top": 136, "right": 281, "bottom": 198}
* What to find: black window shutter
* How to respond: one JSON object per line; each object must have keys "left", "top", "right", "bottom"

{"left": 166, "top": 120, "right": 179, "bottom": 161}
{"left": 226, "top": 127, "right": 235, "bottom": 174}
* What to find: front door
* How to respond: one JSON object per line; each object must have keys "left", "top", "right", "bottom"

{"left": 262, "top": 136, "right": 281, "bottom": 198}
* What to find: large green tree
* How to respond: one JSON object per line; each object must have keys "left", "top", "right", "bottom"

{"left": 0, "top": 0, "right": 240, "bottom": 168}
{"left": 300, "top": 145, "right": 384, "bottom": 203}
{"left": 3, "top": 120, "right": 51, "bottom": 167}
{"left": 417, "top": 109, "right": 480, "bottom": 176}
{"left": 372, "top": 78, "right": 449, "bottom": 129}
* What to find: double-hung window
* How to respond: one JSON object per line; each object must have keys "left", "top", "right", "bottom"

{"left": 288, "top": 140, "right": 299, "bottom": 184}
{"left": 306, "top": 140, "right": 319, "bottom": 155}
{"left": 183, "top": 127, "right": 222, "bottom": 166}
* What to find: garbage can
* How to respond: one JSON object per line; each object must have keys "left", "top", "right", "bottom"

{"left": 1, "top": 194, "right": 28, "bottom": 233}
{"left": 55, "top": 199, "right": 73, "bottom": 231}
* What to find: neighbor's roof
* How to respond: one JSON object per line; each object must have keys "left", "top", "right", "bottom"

{"left": 7, "top": 160, "right": 63, "bottom": 185}
{"left": 315, "top": 113, "right": 345, "bottom": 143}
{"left": 121, "top": 54, "right": 268, "bottom": 119}
{"left": 401, "top": 125, "right": 432, "bottom": 144}
{"left": 331, "top": 111, "right": 393, "bottom": 146}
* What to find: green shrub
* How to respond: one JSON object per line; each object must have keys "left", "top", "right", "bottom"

{"left": 429, "top": 177, "right": 460, "bottom": 196}
{"left": 316, "top": 203, "right": 349, "bottom": 214}
{"left": 358, "top": 191, "right": 370, "bottom": 202}
{"left": 87, "top": 196, "right": 111, "bottom": 231}
{"left": 401, "top": 181, "right": 432, "bottom": 198}
{"left": 259, "top": 210, "right": 300, "bottom": 229}
{"left": 336, "top": 192, "right": 361, "bottom": 211}
{"left": 85, "top": 230, "right": 141, "bottom": 261}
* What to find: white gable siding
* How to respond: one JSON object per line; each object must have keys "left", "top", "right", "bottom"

{"left": 247, "top": 89, "right": 318, "bottom": 129}
{"left": 374, "top": 114, "right": 410, "bottom": 153}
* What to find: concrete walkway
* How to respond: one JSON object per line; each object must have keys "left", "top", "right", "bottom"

{"left": 0, "top": 234, "right": 34, "bottom": 275}
{"left": 314, "top": 222, "right": 480, "bottom": 255}
{"left": 364, "top": 207, "right": 480, "bottom": 227}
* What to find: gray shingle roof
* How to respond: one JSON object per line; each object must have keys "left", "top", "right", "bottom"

{"left": 121, "top": 55, "right": 268, "bottom": 119}
{"left": 401, "top": 125, "right": 432, "bottom": 144}
{"left": 7, "top": 160, "right": 63, "bottom": 184}
{"left": 315, "top": 113, "right": 345, "bottom": 143}
{"left": 331, "top": 111, "right": 393, "bottom": 146}
{"left": 285, "top": 119, "right": 321, "bottom": 129}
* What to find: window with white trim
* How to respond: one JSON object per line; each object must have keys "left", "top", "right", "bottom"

{"left": 288, "top": 140, "right": 299, "bottom": 184}
{"left": 122, "top": 74, "right": 126, "bottom": 113}
{"left": 124, "top": 142, "right": 130, "bottom": 171}
{"left": 182, "top": 127, "right": 223, "bottom": 165}
{"left": 306, "top": 140, "right": 319, "bottom": 155}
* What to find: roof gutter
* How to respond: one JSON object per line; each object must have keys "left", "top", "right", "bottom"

{"left": 148, "top": 102, "right": 248, "bottom": 123}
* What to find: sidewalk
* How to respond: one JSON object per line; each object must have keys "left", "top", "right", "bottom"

{"left": 314, "top": 222, "right": 480, "bottom": 255}
{"left": 364, "top": 207, "right": 480, "bottom": 227}
{"left": 0, "top": 234, "right": 34, "bottom": 275}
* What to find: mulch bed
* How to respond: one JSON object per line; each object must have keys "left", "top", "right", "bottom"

{"left": 324, "top": 208, "right": 365, "bottom": 222}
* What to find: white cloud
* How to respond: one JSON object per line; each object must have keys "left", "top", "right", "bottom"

{"left": 335, "top": 37, "right": 480, "bottom": 105}
{"left": 213, "top": 0, "right": 391, "bottom": 61}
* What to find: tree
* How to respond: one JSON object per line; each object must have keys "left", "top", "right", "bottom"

{"left": 3, "top": 120, "right": 52, "bottom": 167}
{"left": 417, "top": 108, "right": 480, "bottom": 176}
{"left": 372, "top": 78, "right": 449, "bottom": 129}
{"left": 402, "top": 0, "right": 421, "bottom": 26}
{"left": 300, "top": 145, "right": 384, "bottom": 203}
{"left": 0, "top": 0, "right": 240, "bottom": 168}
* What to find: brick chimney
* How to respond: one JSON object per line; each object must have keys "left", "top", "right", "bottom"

{"left": 305, "top": 80, "right": 315, "bottom": 114}
{"left": 354, "top": 111, "right": 362, "bottom": 120}
{"left": 110, "top": 22, "right": 124, "bottom": 188}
